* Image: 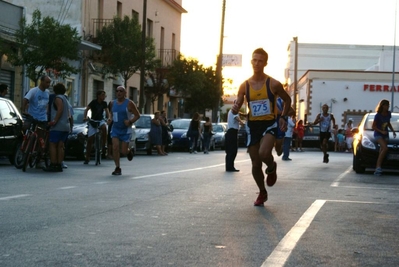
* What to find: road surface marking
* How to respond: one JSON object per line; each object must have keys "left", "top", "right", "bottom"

{"left": 331, "top": 166, "right": 352, "bottom": 187}
{"left": 58, "top": 186, "right": 77, "bottom": 190}
{"left": 335, "top": 185, "right": 399, "bottom": 191}
{"left": 261, "top": 199, "right": 326, "bottom": 267}
{"left": 130, "top": 163, "right": 227, "bottom": 180}
{"left": 327, "top": 199, "right": 399, "bottom": 205}
{"left": 0, "top": 194, "right": 30, "bottom": 200}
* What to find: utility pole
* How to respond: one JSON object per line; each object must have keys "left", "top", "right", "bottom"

{"left": 139, "top": 0, "right": 147, "bottom": 113}
{"left": 215, "top": 0, "right": 226, "bottom": 122}
{"left": 391, "top": 0, "right": 397, "bottom": 112}
{"left": 293, "top": 36, "right": 298, "bottom": 113}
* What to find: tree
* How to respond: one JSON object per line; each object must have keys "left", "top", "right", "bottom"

{"left": 167, "top": 56, "right": 222, "bottom": 117}
{"left": 95, "top": 15, "right": 159, "bottom": 90}
{"left": 146, "top": 68, "right": 170, "bottom": 113}
{"left": 3, "top": 9, "right": 81, "bottom": 84}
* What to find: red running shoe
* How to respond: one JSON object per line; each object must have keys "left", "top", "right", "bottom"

{"left": 266, "top": 161, "right": 277, "bottom": 187}
{"left": 254, "top": 191, "right": 268, "bottom": 206}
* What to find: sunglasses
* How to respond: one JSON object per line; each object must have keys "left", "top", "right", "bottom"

{"left": 116, "top": 89, "right": 124, "bottom": 92}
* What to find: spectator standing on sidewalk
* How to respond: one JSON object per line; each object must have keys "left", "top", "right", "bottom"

{"left": 295, "top": 119, "right": 305, "bottom": 152}
{"left": 202, "top": 116, "right": 213, "bottom": 154}
{"left": 150, "top": 111, "right": 167, "bottom": 156}
{"left": 345, "top": 119, "right": 354, "bottom": 153}
{"left": 231, "top": 48, "right": 291, "bottom": 206}
{"left": 282, "top": 115, "right": 296, "bottom": 161}
{"left": 160, "top": 110, "right": 171, "bottom": 153}
{"left": 44, "top": 83, "right": 72, "bottom": 172}
{"left": 109, "top": 86, "right": 140, "bottom": 175}
{"left": 0, "top": 84, "right": 8, "bottom": 97}
{"left": 187, "top": 112, "right": 201, "bottom": 154}
{"left": 372, "top": 99, "right": 396, "bottom": 176}
{"left": 225, "top": 105, "right": 244, "bottom": 171}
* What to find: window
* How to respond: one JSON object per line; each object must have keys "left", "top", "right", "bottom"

{"left": 147, "top": 19, "right": 153, "bottom": 37}
{"left": 117, "top": 1, "right": 122, "bottom": 18}
{"left": 132, "top": 9, "right": 139, "bottom": 20}
{"left": 93, "top": 80, "right": 104, "bottom": 101}
{"left": 0, "top": 99, "right": 13, "bottom": 120}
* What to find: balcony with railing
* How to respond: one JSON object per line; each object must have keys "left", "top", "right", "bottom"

{"left": 158, "top": 49, "right": 179, "bottom": 67}
{"left": 90, "top": 18, "right": 114, "bottom": 39}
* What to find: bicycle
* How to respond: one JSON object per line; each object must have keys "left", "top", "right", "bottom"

{"left": 87, "top": 118, "right": 103, "bottom": 166}
{"left": 18, "top": 115, "right": 50, "bottom": 172}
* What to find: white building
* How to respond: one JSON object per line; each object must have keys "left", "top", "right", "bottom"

{"left": 285, "top": 41, "right": 399, "bottom": 125}
{"left": 297, "top": 70, "right": 399, "bottom": 128}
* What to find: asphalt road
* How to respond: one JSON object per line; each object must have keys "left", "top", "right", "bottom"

{"left": 1, "top": 148, "right": 399, "bottom": 267}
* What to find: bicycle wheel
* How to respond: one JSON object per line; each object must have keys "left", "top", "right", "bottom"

{"left": 29, "top": 151, "right": 39, "bottom": 168}
{"left": 95, "top": 132, "right": 101, "bottom": 165}
{"left": 14, "top": 142, "right": 24, "bottom": 169}
{"left": 22, "top": 135, "right": 36, "bottom": 172}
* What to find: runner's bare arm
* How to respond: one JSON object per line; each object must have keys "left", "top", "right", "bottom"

{"left": 231, "top": 82, "right": 246, "bottom": 114}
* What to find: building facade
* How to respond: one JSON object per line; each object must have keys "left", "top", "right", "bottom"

{"left": 297, "top": 70, "right": 399, "bottom": 127}
{"left": 0, "top": 0, "right": 186, "bottom": 117}
{"left": 285, "top": 41, "right": 399, "bottom": 125}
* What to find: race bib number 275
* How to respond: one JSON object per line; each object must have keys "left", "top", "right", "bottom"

{"left": 249, "top": 99, "right": 271, "bottom": 117}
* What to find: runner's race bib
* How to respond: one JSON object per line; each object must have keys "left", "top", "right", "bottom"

{"left": 249, "top": 99, "right": 271, "bottom": 117}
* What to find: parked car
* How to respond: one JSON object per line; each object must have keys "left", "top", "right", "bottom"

{"left": 134, "top": 114, "right": 173, "bottom": 155}
{"left": 170, "top": 118, "right": 207, "bottom": 151}
{"left": 65, "top": 107, "right": 136, "bottom": 159}
{"left": 134, "top": 114, "right": 153, "bottom": 155}
{"left": 0, "top": 97, "right": 24, "bottom": 165}
{"left": 301, "top": 125, "right": 334, "bottom": 151}
{"left": 212, "top": 123, "right": 227, "bottom": 150}
{"left": 352, "top": 112, "right": 399, "bottom": 173}
{"left": 65, "top": 107, "right": 87, "bottom": 159}
{"left": 302, "top": 125, "right": 320, "bottom": 148}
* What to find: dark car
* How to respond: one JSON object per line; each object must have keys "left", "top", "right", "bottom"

{"left": 0, "top": 97, "right": 24, "bottom": 165}
{"left": 238, "top": 123, "right": 248, "bottom": 147}
{"left": 65, "top": 107, "right": 88, "bottom": 159}
{"left": 352, "top": 112, "right": 399, "bottom": 174}
{"left": 212, "top": 123, "right": 226, "bottom": 150}
{"left": 301, "top": 125, "right": 334, "bottom": 151}
{"left": 302, "top": 125, "right": 320, "bottom": 148}
{"left": 170, "top": 118, "right": 205, "bottom": 151}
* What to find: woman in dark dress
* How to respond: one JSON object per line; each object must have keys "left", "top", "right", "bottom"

{"left": 150, "top": 111, "right": 167, "bottom": 155}
{"left": 202, "top": 116, "right": 213, "bottom": 154}
{"left": 188, "top": 112, "right": 200, "bottom": 154}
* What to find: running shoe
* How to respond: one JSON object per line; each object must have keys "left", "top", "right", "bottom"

{"left": 266, "top": 161, "right": 277, "bottom": 187}
{"left": 374, "top": 167, "right": 382, "bottom": 176}
{"left": 112, "top": 167, "right": 122, "bottom": 175}
{"left": 127, "top": 149, "right": 134, "bottom": 161}
{"left": 254, "top": 191, "right": 268, "bottom": 206}
{"left": 83, "top": 160, "right": 89, "bottom": 164}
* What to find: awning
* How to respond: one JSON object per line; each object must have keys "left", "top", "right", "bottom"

{"left": 78, "top": 40, "right": 101, "bottom": 51}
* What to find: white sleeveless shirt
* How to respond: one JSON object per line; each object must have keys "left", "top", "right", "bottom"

{"left": 320, "top": 113, "right": 332, "bottom": 132}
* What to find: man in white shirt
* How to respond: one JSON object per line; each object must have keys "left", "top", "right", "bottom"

{"left": 225, "top": 103, "right": 244, "bottom": 172}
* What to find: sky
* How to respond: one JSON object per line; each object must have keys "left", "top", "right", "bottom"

{"left": 180, "top": 0, "right": 398, "bottom": 95}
